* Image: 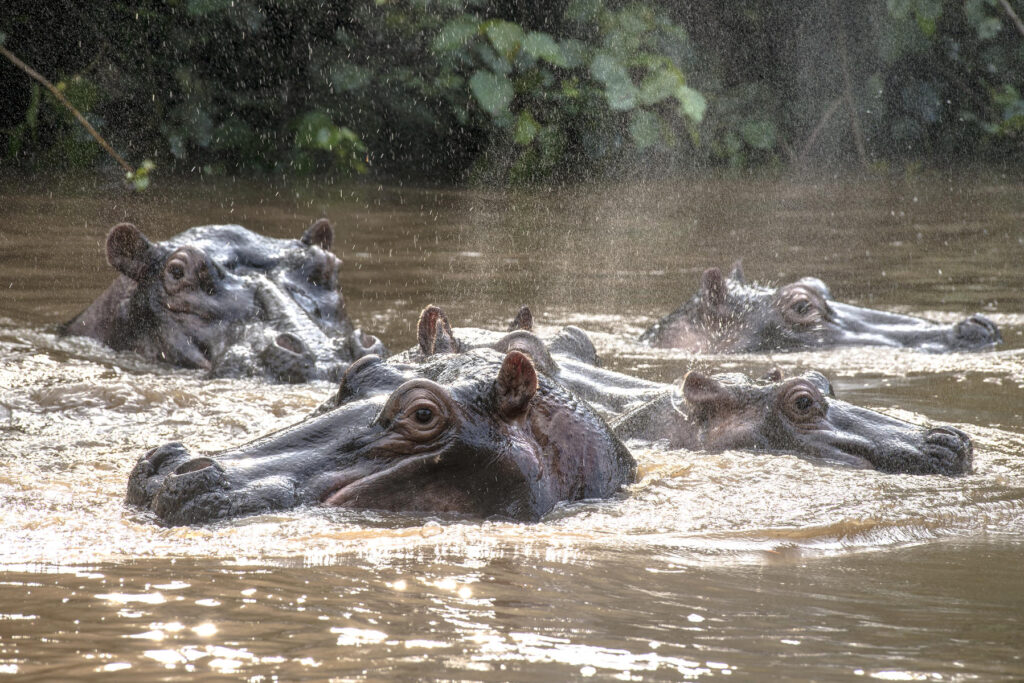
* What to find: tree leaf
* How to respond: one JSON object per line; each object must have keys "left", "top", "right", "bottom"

{"left": 675, "top": 85, "right": 707, "bottom": 123}
{"left": 590, "top": 53, "right": 638, "bottom": 111}
{"left": 639, "top": 67, "right": 683, "bottom": 106}
{"left": 523, "top": 32, "right": 567, "bottom": 67}
{"left": 433, "top": 16, "right": 479, "bottom": 52}
{"left": 484, "top": 20, "right": 525, "bottom": 61}
{"left": 739, "top": 120, "right": 777, "bottom": 150}
{"left": 886, "top": 0, "right": 911, "bottom": 19}
{"left": 628, "top": 109, "right": 661, "bottom": 150}
{"left": 469, "top": 70, "right": 514, "bottom": 117}
{"left": 514, "top": 111, "right": 541, "bottom": 145}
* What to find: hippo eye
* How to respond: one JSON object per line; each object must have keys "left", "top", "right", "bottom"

{"left": 168, "top": 262, "right": 185, "bottom": 280}
{"left": 381, "top": 381, "right": 454, "bottom": 443}
{"left": 781, "top": 384, "right": 825, "bottom": 424}
{"left": 792, "top": 300, "right": 811, "bottom": 315}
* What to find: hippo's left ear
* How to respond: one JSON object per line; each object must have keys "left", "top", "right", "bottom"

{"left": 417, "top": 305, "right": 459, "bottom": 355}
{"left": 729, "top": 260, "right": 745, "bottom": 284}
{"left": 106, "top": 223, "right": 160, "bottom": 281}
{"left": 700, "top": 268, "right": 728, "bottom": 307}
{"left": 508, "top": 305, "right": 534, "bottom": 332}
{"left": 301, "top": 218, "right": 334, "bottom": 251}
{"left": 681, "top": 371, "right": 732, "bottom": 412}
{"left": 803, "top": 371, "right": 835, "bottom": 398}
{"left": 495, "top": 350, "right": 538, "bottom": 418}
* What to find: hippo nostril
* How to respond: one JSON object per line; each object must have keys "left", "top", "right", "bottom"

{"left": 954, "top": 314, "right": 1001, "bottom": 346}
{"left": 143, "top": 442, "right": 191, "bottom": 469}
{"left": 174, "top": 457, "right": 218, "bottom": 475}
{"left": 275, "top": 333, "right": 307, "bottom": 356}
{"left": 926, "top": 426, "right": 973, "bottom": 456}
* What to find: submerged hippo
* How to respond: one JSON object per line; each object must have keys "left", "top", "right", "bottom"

{"left": 401, "top": 305, "right": 664, "bottom": 415}
{"left": 62, "top": 220, "right": 384, "bottom": 382}
{"left": 612, "top": 368, "right": 973, "bottom": 475}
{"left": 415, "top": 307, "right": 974, "bottom": 475}
{"left": 641, "top": 264, "right": 1001, "bottom": 353}
{"left": 126, "top": 348, "right": 637, "bottom": 525}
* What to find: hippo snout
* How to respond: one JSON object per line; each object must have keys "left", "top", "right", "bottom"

{"left": 952, "top": 314, "right": 1001, "bottom": 349}
{"left": 922, "top": 426, "right": 973, "bottom": 475}
{"left": 351, "top": 328, "right": 387, "bottom": 360}
{"left": 261, "top": 333, "right": 317, "bottom": 383}
{"left": 126, "top": 443, "right": 232, "bottom": 525}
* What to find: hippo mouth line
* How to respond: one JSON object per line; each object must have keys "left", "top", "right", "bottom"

{"left": 321, "top": 451, "right": 444, "bottom": 507}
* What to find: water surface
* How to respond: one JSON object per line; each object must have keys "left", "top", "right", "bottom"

{"left": 1, "top": 173, "right": 1023, "bottom": 679}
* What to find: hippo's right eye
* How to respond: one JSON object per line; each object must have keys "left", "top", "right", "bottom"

{"left": 381, "top": 380, "right": 454, "bottom": 443}
{"left": 168, "top": 263, "right": 185, "bottom": 280}
{"left": 780, "top": 382, "right": 826, "bottom": 424}
{"left": 792, "top": 300, "right": 811, "bottom": 315}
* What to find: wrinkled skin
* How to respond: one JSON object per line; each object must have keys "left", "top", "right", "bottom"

{"left": 62, "top": 220, "right": 384, "bottom": 382}
{"left": 641, "top": 264, "right": 1001, "bottom": 353}
{"left": 410, "top": 307, "right": 973, "bottom": 475}
{"left": 397, "top": 305, "right": 664, "bottom": 415}
{"left": 126, "top": 349, "right": 637, "bottom": 525}
{"left": 612, "top": 368, "right": 973, "bottom": 475}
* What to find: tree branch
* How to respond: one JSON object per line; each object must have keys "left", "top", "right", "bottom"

{"left": 0, "top": 43, "right": 133, "bottom": 174}
{"left": 998, "top": 0, "right": 1024, "bottom": 39}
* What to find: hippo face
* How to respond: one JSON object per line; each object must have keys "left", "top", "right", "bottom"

{"left": 63, "top": 221, "right": 384, "bottom": 382}
{"left": 126, "top": 349, "right": 636, "bottom": 525}
{"left": 641, "top": 265, "right": 1001, "bottom": 353}
{"left": 669, "top": 369, "right": 973, "bottom": 475}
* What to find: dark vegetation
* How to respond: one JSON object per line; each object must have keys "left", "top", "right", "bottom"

{"left": 2, "top": 0, "right": 1022, "bottom": 185}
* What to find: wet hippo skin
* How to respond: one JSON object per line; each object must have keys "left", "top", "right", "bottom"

{"left": 641, "top": 263, "right": 1001, "bottom": 353}
{"left": 62, "top": 220, "right": 384, "bottom": 382}
{"left": 127, "top": 348, "right": 636, "bottom": 525}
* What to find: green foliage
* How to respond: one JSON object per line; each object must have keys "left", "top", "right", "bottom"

{"left": 1, "top": 0, "right": 1021, "bottom": 181}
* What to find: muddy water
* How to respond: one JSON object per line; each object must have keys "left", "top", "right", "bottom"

{"left": 1, "top": 174, "right": 1023, "bottom": 680}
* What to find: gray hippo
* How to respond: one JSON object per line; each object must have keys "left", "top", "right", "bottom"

{"left": 126, "top": 348, "right": 637, "bottom": 525}
{"left": 641, "top": 264, "right": 1001, "bottom": 353}
{"left": 419, "top": 306, "right": 975, "bottom": 476}
{"left": 62, "top": 220, "right": 384, "bottom": 382}
{"left": 397, "top": 305, "right": 664, "bottom": 415}
{"left": 612, "top": 368, "right": 973, "bottom": 475}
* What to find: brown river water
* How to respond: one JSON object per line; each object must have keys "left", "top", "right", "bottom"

{"left": 1, "top": 173, "right": 1023, "bottom": 680}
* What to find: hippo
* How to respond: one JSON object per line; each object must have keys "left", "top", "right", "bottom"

{"left": 62, "top": 220, "right": 384, "bottom": 382}
{"left": 126, "top": 348, "right": 637, "bottom": 525}
{"left": 399, "top": 305, "right": 664, "bottom": 415}
{"left": 413, "top": 307, "right": 974, "bottom": 475}
{"left": 612, "top": 368, "right": 974, "bottom": 475}
{"left": 640, "top": 264, "right": 1001, "bottom": 353}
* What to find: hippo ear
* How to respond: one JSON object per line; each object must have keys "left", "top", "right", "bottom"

{"left": 729, "top": 260, "right": 745, "bottom": 284}
{"left": 508, "top": 305, "right": 534, "bottom": 332}
{"left": 700, "top": 268, "right": 728, "bottom": 307}
{"left": 495, "top": 350, "right": 538, "bottom": 418}
{"left": 417, "top": 305, "right": 458, "bottom": 355}
{"left": 301, "top": 218, "right": 334, "bottom": 251}
{"left": 681, "top": 371, "right": 731, "bottom": 411}
{"left": 106, "top": 223, "right": 158, "bottom": 281}
{"left": 760, "top": 367, "right": 784, "bottom": 383}
{"left": 803, "top": 371, "right": 835, "bottom": 398}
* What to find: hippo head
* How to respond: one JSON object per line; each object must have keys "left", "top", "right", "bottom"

{"left": 403, "top": 304, "right": 597, "bottom": 371}
{"left": 126, "top": 349, "right": 636, "bottom": 525}
{"left": 641, "top": 264, "right": 1001, "bottom": 353}
{"left": 99, "top": 222, "right": 258, "bottom": 369}
{"left": 658, "top": 368, "right": 972, "bottom": 475}
{"left": 64, "top": 220, "right": 384, "bottom": 381}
